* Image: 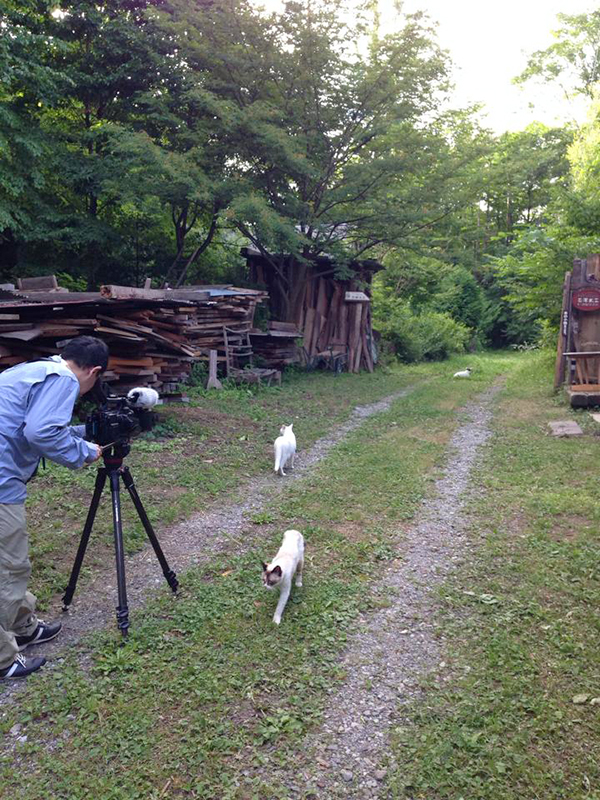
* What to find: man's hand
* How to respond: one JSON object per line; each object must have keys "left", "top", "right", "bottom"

{"left": 86, "top": 444, "right": 102, "bottom": 463}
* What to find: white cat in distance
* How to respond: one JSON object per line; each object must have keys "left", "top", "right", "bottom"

{"left": 453, "top": 368, "right": 472, "bottom": 378}
{"left": 274, "top": 423, "right": 296, "bottom": 476}
{"left": 262, "top": 530, "right": 304, "bottom": 625}
{"left": 127, "top": 387, "right": 160, "bottom": 408}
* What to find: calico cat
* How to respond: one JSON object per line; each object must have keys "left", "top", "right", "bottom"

{"left": 262, "top": 530, "right": 304, "bottom": 625}
{"left": 273, "top": 423, "right": 296, "bottom": 476}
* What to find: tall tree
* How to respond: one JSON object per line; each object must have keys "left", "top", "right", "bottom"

{"left": 517, "top": 10, "right": 600, "bottom": 101}
{"left": 0, "top": 0, "right": 68, "bottom": 273}
{"left": 179, "top": 0, "right": 453, "bottom": 319}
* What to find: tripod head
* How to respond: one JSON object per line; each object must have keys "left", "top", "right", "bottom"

{"left": 101, "top": 441, "right": 131, "bottom": 467}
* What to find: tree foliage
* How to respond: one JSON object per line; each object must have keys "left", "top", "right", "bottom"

{"left": 517, "top": 10, "right": 600, "bottom": 99}
{"left": 1, "top": 0, "right": 594, "bottom": 357}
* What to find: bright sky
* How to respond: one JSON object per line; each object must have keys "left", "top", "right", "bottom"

{"left": 396, "top": 0, "right": 594, "bottom": 133}
{"left": 256, "top": 0, "right": 595, "bottom": 134}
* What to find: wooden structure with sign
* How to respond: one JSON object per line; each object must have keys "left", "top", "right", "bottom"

{"left": 555, "top": 254, "right": 600, "bottom": 406}
{"left": 242, "top": 248, "right": 382, "bottom": 373}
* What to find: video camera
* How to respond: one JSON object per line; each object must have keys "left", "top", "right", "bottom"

{"left": 85, "top": 384, "right": 158, "bottom": 447}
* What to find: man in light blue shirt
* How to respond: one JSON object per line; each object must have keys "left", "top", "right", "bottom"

{"left": 0, "top": 336, "right": 108, "bottom": 679}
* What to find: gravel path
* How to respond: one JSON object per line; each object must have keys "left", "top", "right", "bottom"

{"left": 272, "top": 383, "right": 502, "bottom": 799}
{"left": 0, "top": 388, "right": 411, "bottom": 708}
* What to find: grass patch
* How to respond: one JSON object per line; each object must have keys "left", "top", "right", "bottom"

{"left": 0, "top": 353, "right": 516, "bottom": 799}
{"left": 25, "top": 364, "right": 419, "bottom": 606}
{"left": 388, "top": 351, "right": 600, "bottom": 800}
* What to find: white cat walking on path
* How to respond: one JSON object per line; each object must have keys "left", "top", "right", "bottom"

{"left": 262, "top": 530, "right": 304, "bottom": 625}
{"left": 273, "top": 423, "right": 296, "bottom": 476}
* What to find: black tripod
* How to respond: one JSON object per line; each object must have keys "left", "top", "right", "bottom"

{"left": 62, "top": 442, "right": 179, "bottom": 636}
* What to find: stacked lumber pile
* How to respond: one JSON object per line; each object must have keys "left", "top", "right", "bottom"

{"left": 250, "top": 321, "right": 302, "bottom": 368}
{"left": 0, "top": 280, "right": 268, "bottom": 394}
{"left": 243, "top": 248, "right": 380, "bottom": 373}
{"left": 298, "top": 279, "right": 374, "bottom": 373}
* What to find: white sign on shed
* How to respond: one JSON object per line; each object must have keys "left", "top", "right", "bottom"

{"left": 344, "top": 291, "right": 369, "bottom": 302}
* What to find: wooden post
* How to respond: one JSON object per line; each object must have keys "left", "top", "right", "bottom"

{"left": 206, "top": 349, "right": 223, "bottom": 389}
{"left": 349, "top": 304, "right": 363, "bottom": 373}
{"left": 554, "top": 270, "right": 571, "bottom": 390}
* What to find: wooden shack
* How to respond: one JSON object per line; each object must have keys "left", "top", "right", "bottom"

{"left": 242, "top": 247, "right": 382, "bottom": 373}
{"left": 555, "top": 254, "right": 600, "bottom": 407}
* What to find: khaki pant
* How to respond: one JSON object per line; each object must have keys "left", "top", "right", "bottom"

{"left": 0, "top": 504, "right": 38, "bottom": 669}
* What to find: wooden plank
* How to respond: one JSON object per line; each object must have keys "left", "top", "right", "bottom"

{"left": 312, "top": 312, "right": 325, "bottom": 356}
{"left": 587, "top": 253, "right": 600, "bottom": 281}
{"left": 17, "top": 275, "right": 58, "bottom": 291}
{"left": 100, "top": 285, "right": 167, "bottom": 301}
{"left": 108, "top": 356, "right": 155, "bottom": 369}
{"left": 316, "top": 278, "right": 328, "bottom": 318}
{"left": 96, "top": 314, "right": 154, "bottom": 334}
{"left": 166, "top": 290, "right": 211, "bottom": 302}
{"left": 37, "top": 325, "right": 82, "bottom": 336}
{"left": 0, "top": 328, "right": 42, "bottom": 341}
{"left": 362, "top": 317, "right": 374, "bottom": 373}
{"left": 39, "top": 318, "right": 98, "bottom": 327}
{"left": 250, "top": 330, "right": 302, "bottom": 339}
{"left": 206, "top": 350, "right": 223, "bottom": 389}
{"left": 352, "top": 303, "right": 364, "bottom": 372}
{"left": 95, "top": 326, "right": 146, "bottom": 341}
{"left": 303, "top": 308, "right": 316, "bottom": 355}
{"left": 338, "top": 300, "right": 349, "bottom": 345}
{"left": 111, "top": 368, "right": 157, "bottom": 377}
{"left": 2, "top": 292, "right": 104, "bottom": 304}
{"left": 267, "top": 321, "right": 299, "bottom": 332}
{"left": 348, "top": 303, "right": 362, "bottom": 372}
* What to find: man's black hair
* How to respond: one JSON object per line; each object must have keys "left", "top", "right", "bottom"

{"left": 61, "top": 336, "right": 109, "bottom": 372}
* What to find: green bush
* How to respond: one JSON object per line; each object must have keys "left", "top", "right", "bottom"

{"left": 373, "top": 294, "right": 470, "bottom": 362}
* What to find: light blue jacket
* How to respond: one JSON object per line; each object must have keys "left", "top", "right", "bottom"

{"left": 0, "top": 356, "right": 97, "bottom": 504}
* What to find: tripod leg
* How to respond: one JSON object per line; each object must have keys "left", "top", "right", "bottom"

{"left": 109, "top": 470, "right": 130, "bottom": 637}
{"left": 121, "top": 467, "right": 179, "bottom": 594}
{"left": 62, "top": 468, "right": 107, "bottom": 610}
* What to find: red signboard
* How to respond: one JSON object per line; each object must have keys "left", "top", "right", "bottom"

{"left": 572, "top": 288, "right": 600, "bottom": 311}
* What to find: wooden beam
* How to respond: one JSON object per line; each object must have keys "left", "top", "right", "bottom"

{"left": 554, "top": 271, "right": 572, "bottom": 390}
{"left": 206, "top": 350, "right": 223, "bottom": 389}
{"left": 0, "top": 328, "right": 42, "bottom": 341}
{"left": 17, "top": 275, "right": 58, "bottom": 291}
{"left": 101, "top": 285, "right": 167, "bottom": 300}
